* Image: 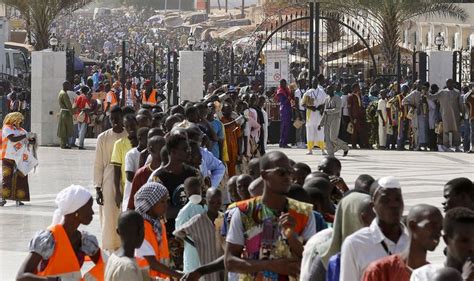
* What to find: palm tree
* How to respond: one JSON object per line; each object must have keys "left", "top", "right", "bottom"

{"left": 319, "top": 0, "right": 468, "bottom": 73}
{"left": 1, "top": 0, "right": 92, "bottom": 50}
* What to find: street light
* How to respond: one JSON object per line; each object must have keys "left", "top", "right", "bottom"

{"left": 49, "top": 33, "right": 58, "bottom": 51}
{"left": 435, "top": 32, "right": 444, "bottom": 51}
{"left": 187, "top": 33, "right": 196, "bottom": 51}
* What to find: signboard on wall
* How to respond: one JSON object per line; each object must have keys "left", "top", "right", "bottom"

{"left": 265, "top": 50, "right": 289, "bottom": 88}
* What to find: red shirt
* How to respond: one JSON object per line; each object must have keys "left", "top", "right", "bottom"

{"left": 363, "top": 254, "right": 412, "bottom": 281}
{"left": 127, "top": 165, "right": 153, "bottom": 210}
{"left": 74, "top": 94, "right": 91, "bottom": 123}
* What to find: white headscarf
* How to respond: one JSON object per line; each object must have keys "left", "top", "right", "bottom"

{"left": 52, "top": 185, "right": 92, "bottom": 225}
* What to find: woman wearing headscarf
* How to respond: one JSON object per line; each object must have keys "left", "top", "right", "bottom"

{"left": 134, "top": 182, "right": 183, "bottom": 280}
{"left": 1, "top": 112, "right": 35, "bottom": 206}
{"left": 300, "top": 192, "right": 375, "bottom": 281}
{"left": 16, "top": 185, "right": 104, "bottom": 280}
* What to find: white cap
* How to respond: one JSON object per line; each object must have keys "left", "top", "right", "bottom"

{"left": 378, "top": 176, "right": 401, "bottom": 189}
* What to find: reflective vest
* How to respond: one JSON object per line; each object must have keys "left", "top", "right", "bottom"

{"left": 142, "top": 89, "right": 158, "bottom": 106}
{"left": 37, "top": 224, "right": 105, "bottom": 281}
{"left": 136, "top": 220, "right": 171, "bottom": 279}
{"left": 103, "top": 91, "right": 118, "bottom": 111}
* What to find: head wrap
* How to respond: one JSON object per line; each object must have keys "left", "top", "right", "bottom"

{"left": 3, "top": 112, "right": 25, "bottom": 127}
{"left": 134, "top": 182, "right": 169, "bottom": 241}
{"left": 52, "top": 185, "right": 92, "bottom": 225}
{"left": 320, "top": 192, "right": 371, "bottom": 266}
{"left": 144, "top": 80, "right": 152, "bottom": 87}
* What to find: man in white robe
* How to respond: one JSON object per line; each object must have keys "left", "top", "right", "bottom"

{"left": 94, "top": 106, "right": 128, "bottom": 252}
{"left": 302, "top": 76, "right": 327, "bottom": 155}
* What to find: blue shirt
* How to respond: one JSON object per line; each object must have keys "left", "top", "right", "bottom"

{"left": 327, "top": 253, "right": 341, "bottom": 281}
{"left": 175, "top": 202, "right": 208, "bottom": 273}
{"left": 200, "top": 147, "right": 225, "bottom": 188}
{"left": 313, "top": 211, "right": 328, "bottom": 232}
{"left": 209, "top": 119, "right": 224, "bottom": 159}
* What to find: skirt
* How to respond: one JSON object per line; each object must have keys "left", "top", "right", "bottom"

{"left": 2, "top": 159, "right": 30, "bottom": 201}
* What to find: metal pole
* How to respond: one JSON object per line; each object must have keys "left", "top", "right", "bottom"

{"left": 153, "top": 45, "right": 157, "bottom": 87}
{"left": 173, "top": 52, "right": 179, "bottom": 106}
{"left": 179, "top": 0, "right": 182, "bottom": 14}
{"left": 225, "top": 0, "right": 228, "bottom": 13}
{"left": 241, "top": 0, "right": 244, "bottom": 17}
{"left": 471, "top": 49, "right": 474, "bottom": 83}
{"left": 315, "top": 2, "right": 320, "bottom": 76}
{"left": 397, "top": 48, "right": 401, "bottom": 92}
{"left": 215, "top": 48, "right": 220, "bottom": 81}
{"left": 452, "top": 51, "right": 459, "bottom": 84}
{"left": 412, "top": 50, "right": 417, "bottom": 82}
{"left": 165, "top": 0, "right": 168, "bottom": 14}
{"left": 121, "top": 41, "right": 126, "bottom": 107}
{"left": 309, "top": 2, "right": 314, "bottom": 80}
{"left": 167, "top": 49, "right": 172, "bottom": 109}
{"left": 230, "top": 49, "right": 235, "bottom": 84}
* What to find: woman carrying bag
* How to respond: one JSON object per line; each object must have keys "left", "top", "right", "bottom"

{"left": 74, "top": 86, "right": 92, "bottom": 150}
{"left": 1, "top": 112, "right": 37, "bottom": 207}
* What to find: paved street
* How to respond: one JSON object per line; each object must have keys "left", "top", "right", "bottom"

{"left": 0, "top": 140, "right": 473, "bottom": 280}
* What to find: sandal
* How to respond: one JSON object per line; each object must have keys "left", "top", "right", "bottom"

{"left": 0, "top": 199, "right": 6, "bottom": 207}
{"left": 16, "top": 201, "right": 24, "bottom": 206}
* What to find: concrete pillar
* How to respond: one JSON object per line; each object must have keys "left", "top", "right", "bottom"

{"left": 179, "top": 51, "right": 204, "bottom": 102}
{"left": 31, "top": 50, "right": 66, "bottom": 146}
{"left": 426, "top": 50, "right": 452, "bottom": 88}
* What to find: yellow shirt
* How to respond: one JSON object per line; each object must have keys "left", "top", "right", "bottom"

{"left": 110, "top": 137, "right": 132, "bottom": 189}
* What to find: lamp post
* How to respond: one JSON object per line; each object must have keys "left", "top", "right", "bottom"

{"left": 187, "top": 33, "right": 196, "bottom": 51}
{"left": 49, "top": 34, "right": 58, "bottom": 51}
{"left": 435, "top": 32, "right": 444, "bottom": 51}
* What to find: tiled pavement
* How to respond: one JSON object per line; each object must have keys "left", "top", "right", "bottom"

{"left": 0, "top": 139, "right": 472, "bottom": 280}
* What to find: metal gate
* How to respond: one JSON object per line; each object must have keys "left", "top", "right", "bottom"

{"left": 231, "top": 2, "right": 379, "bottom": 87}
{"left": 453, "top": 49, "right": 473, "bottom": 86}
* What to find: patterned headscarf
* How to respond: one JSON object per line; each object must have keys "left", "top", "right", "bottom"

{"left": 3, "top": 112, "right": 24, "bottom": 127}
{"left": 134, "top": 182, "right": 169, "bottom": 241}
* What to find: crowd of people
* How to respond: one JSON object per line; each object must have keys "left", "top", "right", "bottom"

{"left": 281, "top": 74, "right": 474, "bottom": 154}
{"left": 2, "top": 6, "right": 473, "bottom": 281}
{"left": 9, "top": 72, "right": 474, "bottom": 280}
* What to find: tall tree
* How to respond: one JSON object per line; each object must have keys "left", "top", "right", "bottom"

{"left": 1, "top": 0, "right": 92, "bottom": 50}
{"left": 319, "top": 0, "right": 468, "bottom": 72}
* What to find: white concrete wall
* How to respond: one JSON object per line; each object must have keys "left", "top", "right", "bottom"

{"left": 179, "top": 51, "right": 204, "bottom": 103}
{"left": 31, "top": 50, "right": 66, "bottom": 146}
{"left": 427, "top": 50, "right": 452, "bottom": 88}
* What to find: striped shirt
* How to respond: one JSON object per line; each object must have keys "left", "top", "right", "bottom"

{"left": 173, "top": 213, "right": 224, "bottom": 281}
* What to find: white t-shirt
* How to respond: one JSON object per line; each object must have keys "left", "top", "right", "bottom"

{"left": 377, "top": 99, "right": 388, "bottom": 124}
{"left": 122, "top": 148, "right": 141, "bottom": 211}
{"left": 410, "top": 264, "right": 443, "bottom": 281}
{"left": 105, "top": 253, "right": 149, "bottom": 281}
{"left": 341, "top": 95, "right": 349, "bottom": 116}
{"left": 135, "top": 239, "right": 155, "bottom": 258}
{"left": 294, "top": 88, "right": 307, "bottom": 111}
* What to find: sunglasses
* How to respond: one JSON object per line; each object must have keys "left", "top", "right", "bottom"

{"left": 263, "top": 167, "right": 294, "bottom": 177}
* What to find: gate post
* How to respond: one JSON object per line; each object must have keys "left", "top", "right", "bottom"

{"left": 471, "top": 49, "right": 474, "bottom": 83}
{"left": 215, "top": 47, "right": 220, "bottom": 81}
{"left": 121, "top": 40, "right": 126, "bottom": 106}
{"left": 315, "top": 2, "right": 320, "bottom": 76}
{"left": 173, "top": 52, "right": 179, "bottom": 106}
{"left": 230, "top": 49, "right": 235, "bottom": 84}
{"left": 167, "top": 49, "right": 172, "bottom": 108}
{"left": 153, "top": 45, "right": 157, "bottom": 87}
{"left": 452, "top": 50, "right": 461, "bottom": 86}
{"left": 309, "top": 2, "right": 314, "bottom": 79}
{"left": 397, "top": 48, "right": 401, "bottom": 92}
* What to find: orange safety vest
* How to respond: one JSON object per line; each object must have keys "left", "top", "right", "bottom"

{"left": 136, "top": 220, "right": 171, "bottom": 279}
{"left": 142, "top": 89, "right": 158, "bottom": 106}
{"left": 37, "top": 224, "right": 105, "bottom": 281}
{"left": 103, "top": 91, "right": 118, "bottom": 111}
